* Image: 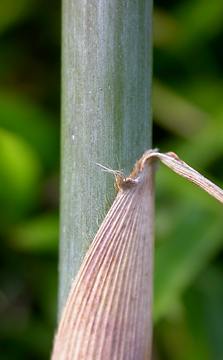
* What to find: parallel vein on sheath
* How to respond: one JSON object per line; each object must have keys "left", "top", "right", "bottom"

{"left": 52, "top": 163, "right": 154, "bottom": 360}
{"left": 59, "top": 191, "right": 131, "bottom": 333}
{"left": 70, "top": 188, "right": 139, "bottom": 357}
{"left": 92, "top": 193, "right": 141, "bottom": 359}
{"left": 72, "top": 191, "right": 139, "bottom": 357}
{"left": 111, "top": 199, "right": 142, "bottom": 359}
{"left": 89, "top": 194, "right": 140, "bottom": 354}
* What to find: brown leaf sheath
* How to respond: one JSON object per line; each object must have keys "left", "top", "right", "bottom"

{"left": 52, "top": 158, "right": 155, "bottom": 360}
{"left": 52, "top": 150, "right": 223, "bottom": 360}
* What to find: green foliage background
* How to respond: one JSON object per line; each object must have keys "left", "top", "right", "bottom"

{"left": 0, "top": 0, "right": 223, "bottom": 359}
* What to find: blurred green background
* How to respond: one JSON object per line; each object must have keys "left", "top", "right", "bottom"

{"left": 0, "top": 0, "right": 223, "bottom": 359}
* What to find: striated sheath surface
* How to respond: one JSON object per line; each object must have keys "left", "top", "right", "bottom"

{"left": 52, "top": 160, "right": 155, "bottom": 360}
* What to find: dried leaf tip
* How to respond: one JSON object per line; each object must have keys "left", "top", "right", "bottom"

{"left": 133, "top": 149, "right": 223, "bottom": 204}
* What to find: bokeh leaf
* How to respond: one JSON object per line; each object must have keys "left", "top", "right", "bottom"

{"left": 154, "top": 198, "right": 223, "bottom": 321}
{"left": 187, "top": 266, "right": 223, "bottom": 360}
{"left": 0, "top": 128, "right": 41, "bottom": 224}
{"left": 0, "top": 0, "right": 37, "bottom": 34}
{"left": 175, "top": 0, "right": 223, "bottom": 48}
{"left": 0, "top": 93, "right": 59, "bottom": 170}
{"left": 10, "top": 213, "right": 58, "bottom": 252}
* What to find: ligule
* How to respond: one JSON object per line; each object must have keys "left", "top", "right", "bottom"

{"left": 52, "top": 149, "right": 223, "bottom": 360}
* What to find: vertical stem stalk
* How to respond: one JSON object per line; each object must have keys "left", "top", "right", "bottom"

{"left": 60, "top": 0, "right": 153, "bottom": 315}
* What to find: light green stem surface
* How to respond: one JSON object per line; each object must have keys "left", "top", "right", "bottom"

{"left": 60, "top": 0, "right": 153, "bottom": 315}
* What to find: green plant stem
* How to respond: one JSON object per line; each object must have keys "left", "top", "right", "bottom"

{"left": 59, "top": 0, "right": 153, "bottom": 316}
